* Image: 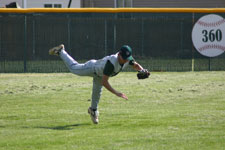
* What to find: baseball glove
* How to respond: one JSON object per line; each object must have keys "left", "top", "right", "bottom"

{"left": 137, "top": 69, "right": 150, "bottom": 79}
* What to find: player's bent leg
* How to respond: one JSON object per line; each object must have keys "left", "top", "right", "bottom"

{"left": 91, "top": 76, "right": 103, "bottom": 110}
{"left": 88, "top": 76, "right": 102, "bottom": 124}
{"left": 88, "top": 107, "right": 99, "bottom": 124}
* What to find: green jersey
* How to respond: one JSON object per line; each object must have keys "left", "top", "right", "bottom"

{"left": 93, "top": 53, "right": 134, "bottom": 77}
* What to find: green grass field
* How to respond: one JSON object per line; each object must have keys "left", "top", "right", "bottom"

{"left": 0, "top": 72, "right": 225, "bottom": 150}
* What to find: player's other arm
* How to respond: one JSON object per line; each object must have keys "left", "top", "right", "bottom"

{"left": 102, "top": 75, "right": 128, "bottom": 100}
{"left": 101, "top": 60, "right": 128, "bottom": 100}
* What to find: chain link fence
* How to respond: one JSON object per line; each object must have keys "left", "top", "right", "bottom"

{"left": 0, "top": 10, "right": 225, "bottom": 72}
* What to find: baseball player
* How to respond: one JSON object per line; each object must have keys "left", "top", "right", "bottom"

{"left": 49, "top": 44, "right": 149, "bottom": 124}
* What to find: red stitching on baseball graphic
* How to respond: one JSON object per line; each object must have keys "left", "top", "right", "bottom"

{"left": 199, "top": 44, "right": 225, "bottom": 52}
{"left": 197, "top": 19, "right": 225, "bottom": 27}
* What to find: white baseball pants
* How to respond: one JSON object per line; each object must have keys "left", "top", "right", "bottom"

{"left": 60, "top": 50, "right": 102, "bottom": 110}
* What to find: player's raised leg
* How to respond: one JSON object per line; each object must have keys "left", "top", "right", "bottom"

{"left": 49, "top": 44, "right": 64, "bottom": 56}
{"left": 49, "top": 44, "right": 93, "bottom": 76}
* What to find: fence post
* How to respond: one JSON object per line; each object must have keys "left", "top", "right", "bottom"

{"left": 141, "top": 18, "right": 144, "bottom": 57}
{"left": 208, "top": 57, "right": 211, "bottom": 71}
{"left": 192, "top": 12, "right": 195, "bottom": 72}
{"left": 32, "top": 16, "right": 36, "bottom": 59}
{"left": 113, "top": 14, "right": 117, "bottom": 51}
{"left": 104, "top": 19, "right": 107, "bottom": 55}
{"left": 67, "top": 14, "right": 71, "bottom": 54}
{"left": 24, "top": 15, "right": 27, "bottom": 72}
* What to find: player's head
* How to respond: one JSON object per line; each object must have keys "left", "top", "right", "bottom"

{"left": 119, "top": 45, "right": 133, "bottom": 61}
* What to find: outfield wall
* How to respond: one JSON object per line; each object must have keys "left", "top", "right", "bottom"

{"left": 0, "top": 8, "right": 225, "bottom": 72}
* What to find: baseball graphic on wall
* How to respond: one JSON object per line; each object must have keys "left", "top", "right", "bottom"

{"left": 192, "top": 14, "right": 225, "bottom": 57}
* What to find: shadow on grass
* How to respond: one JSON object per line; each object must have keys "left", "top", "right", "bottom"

{"left": 35, "top": 123, "right": 90, "bottom": 130}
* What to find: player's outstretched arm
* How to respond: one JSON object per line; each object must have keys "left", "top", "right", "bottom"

{"left": 101, "top": 75, "right": 128, "bottom": 100}
{"left": 132, "top": 61, "right": 150, "bottom": 79}
{"left": 132, "top": 61, "right": 144, "bottom": 71}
